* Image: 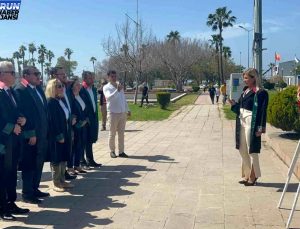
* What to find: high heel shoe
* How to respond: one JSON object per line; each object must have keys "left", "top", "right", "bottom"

{"left": 244, "top": 178, "right": 258, "bottom": 186}
{"left": 238, "top": 179, "right": 248, "bottom": 184}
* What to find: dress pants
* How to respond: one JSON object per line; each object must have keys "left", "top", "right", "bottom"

{"left": 239, "top": 108, "right": 261, "bottom": 179}
{"left": 22, "top": 139, "right": 47, "bottom": 198}
{"left": 101, "top": 105, "right": 107, "bottom": 128}
{"left": 51, "top": 162, "right": 66, "bottom": 187}
{"left": 108, "top": 112, "right": 127, "bottom": 153}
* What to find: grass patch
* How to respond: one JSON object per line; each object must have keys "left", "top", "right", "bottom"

{"left": 222, "top": 105, "right": 236, "bottom": 120}
{"left": 98, "top": 93, "right": 199, "bottom": 121}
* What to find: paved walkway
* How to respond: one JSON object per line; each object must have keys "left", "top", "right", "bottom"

{"left": 2, "top": 94, "right": 300, "bottom": 229}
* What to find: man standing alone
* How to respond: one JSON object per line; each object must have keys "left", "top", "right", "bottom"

{"left": 103, "top": 70, "right": 131, "bottom": 158}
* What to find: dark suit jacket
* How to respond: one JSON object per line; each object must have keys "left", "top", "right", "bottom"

{"left": 0, "top": 84, "right": 22, "bottom": 168}
{"left": 14, "top": 80, "right": 49, "bottom": 170}
{"left": 80, "top": 83, "right": 99, "bottom": 143}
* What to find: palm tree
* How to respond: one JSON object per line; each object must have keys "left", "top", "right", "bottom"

{"left": 207, "top": 7, "right": 236, "bottom": 83}
{"left": 13, "top": 51, "right": 22, "bottom": 76}
{"left": 90, "top": 57, "right": 97, "bottom": 74}
{"left": 44, "top": 62, "right": 51, "bottom": 79}
{"left": 47, "top": 50, "right": 55, "bottom": 65}
{"left": 64, "top": 48, "right": 73, "bottom": 78}
{"left": 209, "top": 34, "right": 223, "bottom": 85}
{"left": 223, "top": 46, "right": 232, "bottom": 59}
{"left": 38, "top": 44, "right": 47, "bottom": 84}
{"left": 166, "top": 30, "right": 181, "bottom": 43}
{"left": 28, "top": 43, "right": 37, "bottom": 66}
{"left": 19, "top": 45, "right": 27, "bottom": 69}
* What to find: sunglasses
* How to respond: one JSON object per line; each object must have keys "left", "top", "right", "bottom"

{"left": 1, "top": 71, "right": 15, "bottom": 76}
{"left": 32, "top": 72, "right": 41, "bottom": 77}
{"left": 56, "top": 84, "right": 63, "bottom": 89}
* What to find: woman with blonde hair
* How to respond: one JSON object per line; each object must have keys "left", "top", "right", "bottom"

{"left": 45, "top": 79, "right": 74, "bottom": 192}
{"left": 229, "top": 68, "right": 268, "bottom": 186}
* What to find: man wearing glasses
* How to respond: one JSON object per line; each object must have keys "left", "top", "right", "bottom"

{"left": 14, "top": 66, "right": 49, "bottom": 204}
{"left": 0, "top": 61, "right": 29, "bottom": 221}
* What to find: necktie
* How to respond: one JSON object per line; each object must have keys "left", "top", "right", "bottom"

{"left": 6, "top": 89, "right": 17, "bottom": 107}
{"left": 34, "top": 88, "right": 44, "bottom": 105}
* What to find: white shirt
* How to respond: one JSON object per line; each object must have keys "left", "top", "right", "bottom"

{"left": 103, "top": 82, "right": 129, "bottom": 113}
{"left": 86, "top": 87, "right": 96, "bottom": 112}
{"left": 75, "top": 95, "right": 86, "bottom": 111}
{"left": 29, "top": 84, "right": 44, "bottom": 104}
{"left": 59, "top": 99, "right": 70, "bottom": 120}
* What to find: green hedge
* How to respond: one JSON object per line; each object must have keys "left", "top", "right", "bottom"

{"left": 156, "top": 92, "right": 171, "bottom": 109}
{"left": 192, "top": 86, "right": 200, "bottom": 92}
{"left": 268, "top": 86, "right": 300, "bottom": 132}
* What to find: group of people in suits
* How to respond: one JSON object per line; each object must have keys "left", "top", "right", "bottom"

{"left": 0, "top": 61, "right": 103, "bottom": 221}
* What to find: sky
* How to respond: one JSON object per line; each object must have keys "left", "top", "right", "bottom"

{"left": 0, "top": 0, "right": 299, "bottom": 75}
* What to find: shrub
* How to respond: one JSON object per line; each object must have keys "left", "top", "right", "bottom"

{"left": 263, "top": 81, "right": 275, "bottom": 90}
{"left": 277, "top": 80, "right": 287, "bottom": 89}
{"left": 268, "top": 86, "right": 300, "bottom": 132}
{"left": 156, "top": 92, "right": 171, "bottom": 109}
{"left": 192, "top": 86, "right": 200, "bottom": 92}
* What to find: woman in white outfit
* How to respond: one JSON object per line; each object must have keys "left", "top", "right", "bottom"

{"left": 229, "top": 68, "right": 268, "bottom": 186}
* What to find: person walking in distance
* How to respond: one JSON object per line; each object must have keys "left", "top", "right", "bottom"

{"left": 215, "top": 86, "right": 220, "bottom": 103}
{"left": 220, "top": 82, "right": 227, "bottom": 105}
{"left": 208, "top": 85, "right": 216, "bottom": 104}
{"left": 140, "top": 82, "right": 149, "bottom": 107}
{"left": 103, "top": 70, "right": 131, "bottom": 158}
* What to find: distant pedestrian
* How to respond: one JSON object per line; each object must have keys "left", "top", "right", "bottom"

{"left": 220, "top": 83, "right": 227, "bottom": 105}
{"left": 140, "top": 82, "right": 149, "bottom": 107}
{"left": 228, "top": 68, "right": 268, "bottom": 186}
{"left": 208, "top": 85, "right": 216, "bottom": 104}
{"left": 103, "top": 70, "right": 131, "bottom": 158}
{"left": 98, "top": 80, "right": 108, "bottom": 131}
{"left": 216, "top": 87, "right": 220, "bottom": 103}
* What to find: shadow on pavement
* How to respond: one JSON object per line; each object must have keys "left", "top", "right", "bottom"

{"left": 128, "top": 155, "right": 178, "bottom": 163}
{"left": 256, "top": 182, "right": 299, "bottom": 192}
{"left": 14, "top": 164, "right": 156, "bottom": 228}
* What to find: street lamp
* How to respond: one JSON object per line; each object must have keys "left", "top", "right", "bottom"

{"left": 239, "top": 25, "right": 253, "bottom": 68}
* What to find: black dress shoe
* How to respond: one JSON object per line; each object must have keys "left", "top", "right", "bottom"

{"left": 1, "top": 212, "right": 16, "bottom": 221}
{"left": 87, "top": 161, "right": 102, "bottom": 167}
{"left": 23, "top": 196, "right": 42, "bottom": 204}
{"left": 65, "top": 171, "right": 77, "bottom": 180}
{"left": 110, "top": 151, "right": 117, "bottom": 158}
{"left": 244, "top": 178, "right": 258, "bottom": 186}
{"left": 35, "top": 190, "right": 50, "bottom": 198}
{"left": 119, "top": 152, "right": 128, "bottom": 158}
{"left": 8, "top": 202, "right": 30, "bottom": 214}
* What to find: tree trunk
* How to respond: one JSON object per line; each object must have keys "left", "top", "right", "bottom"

{"left": 219, "top": 31, "right": 224, "bottom": 84}
{"left": 176, "top": 79, "right": 183, "bottom": 91}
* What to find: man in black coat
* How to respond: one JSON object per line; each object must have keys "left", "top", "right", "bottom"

{"left": 50, "top": 67, "right": 77, "bottom": 180}
{"left": 140, "top": 82, "right": 149, "bottom": 107}
{"left": 14, "top": 66, "right": 49, "bottom": 204}
{"left": 80, "top": 71, "right": 101, "bottom": 168}
{"left": 0, "top": 61, "right": 29, "bottom": 221}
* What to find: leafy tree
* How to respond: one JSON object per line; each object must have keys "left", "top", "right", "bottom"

{"left": 166, "top": 30, "right": 181, "bottom": 43}
{"left": 28, "top": 43, "right": 37, "bottom": 66}
{"left": 207, "top": 7, "right": 236, "bottom": 83}
{"left": 13, "top": 51, "right": 22, "bottom": 76}
{"left": 90, "top": 56, "right": 97, "bottom": 74}
{"left": 38, "top": 44, "right": 47, "bottom": 84}
{"left": 64, "top": 48, "right": 73, "bottom": 78}
{"left": 56, "top": 56, "right": 77, "bottom": 76}
{"left": 19, "top": 45, "right": 27, "bottom": 69}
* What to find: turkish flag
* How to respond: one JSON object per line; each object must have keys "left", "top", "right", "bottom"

{"left": 275, "top": 52, "right": 281, "bottom": 61}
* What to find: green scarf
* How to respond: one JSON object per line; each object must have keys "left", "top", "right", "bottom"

{"left": 250, "top": 92, "right": 258, "bottom": 140}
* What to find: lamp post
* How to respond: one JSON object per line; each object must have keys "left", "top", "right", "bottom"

{"left": 239, "top": 25, "right": 253, "bottom": 68}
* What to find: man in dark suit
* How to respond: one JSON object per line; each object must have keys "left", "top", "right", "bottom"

{"left": 50, "top": 67, "right": 77, "bottom": 180}
{"left": 14, "top": 66, "right": 49, "bottom": 204}
{"left": 0, "top": 61, "right": 29, "bottom": 221}
{"left": 80, "top": 71, "right": 101, "bottom": 168}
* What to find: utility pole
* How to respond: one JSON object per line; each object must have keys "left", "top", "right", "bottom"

{"left": 239, "top": 26, "right": 253, "bottom": 68}
{"left": 253, "top": 0, "right": 263, "bottom": 86}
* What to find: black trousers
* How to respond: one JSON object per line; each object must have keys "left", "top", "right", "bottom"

{"left": 141, "top": 95, "right": 149, "bottom": 106}
{"left": 22, "top": 139, "right": 47, "bottom": 198}
{"left": 0, "top": 138, "right": 19, "bottom": 211}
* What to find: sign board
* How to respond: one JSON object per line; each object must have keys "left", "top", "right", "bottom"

{"left": 229, "top": 73, "right": 245, "bottom": 101}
